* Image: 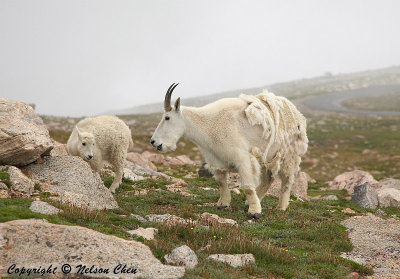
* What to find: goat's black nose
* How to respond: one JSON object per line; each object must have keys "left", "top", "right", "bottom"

{"left": 150, "top": 139, "right": 155, "bottom": 146}
{"left": 157, "top": 144, "right": 162, "bottom": 151}
{"left": 88, "top": 155, "right": 93, "bottom": 159}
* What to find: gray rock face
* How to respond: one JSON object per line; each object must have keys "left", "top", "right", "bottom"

{"left": 207, "top": 254, "right": 255, "bottom": 267}
{"left": 0, "top": 98, "right": 53, "bottom": 166}
{"left": 200, "top": 212, "right": 237, "bottom": 227}
{"left": 22, "top": 156, "right": 118, "bottom": 210}
{"left": 351, "top": 183, "right": 378, "bottom": 209}
{"left": 0, "top": 219, "right": 185, "bottom": 278}
{"left": 164, "top": 245, "right": 198, "bottom": 269}
{"left": 0, "top": 166, "right": 34, "bottom": 195}
{"left": 29, "top": 201, "right": 62, "bottom": 215}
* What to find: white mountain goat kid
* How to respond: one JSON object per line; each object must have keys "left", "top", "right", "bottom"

{"left": 67, "top": 115, "right": 133, "bottom": 193}
{"left": 150, "top": 84, "right": 308, "bottom": 218}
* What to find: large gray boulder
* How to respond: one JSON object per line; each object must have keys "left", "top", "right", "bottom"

{"left": 351, "top": 183, "right": 378, "bottom": 209}
{"left": 0, "top": 219, "right": 185, "bottom": 278}
{"left": 0, "top": 98, "right": 53, "bottom": 166}
{"left": 22, "top": 156, "right": 118, "bottom": 210}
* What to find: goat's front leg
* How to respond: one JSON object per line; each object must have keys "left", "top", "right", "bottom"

{"left": 214, "top": 169, "right": 231, "bottom": 209}
{"left": 239, "top": 158, "right": 262, "bottom": 218}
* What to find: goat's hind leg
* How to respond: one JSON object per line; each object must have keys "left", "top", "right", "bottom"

{"left": 256, "top": 169, "right": 273, "bottom": 202}
{"left": 239, "top": 157, "right": 262, "bottom": 219}
{"left": 278, "top": 172, "right": 295, "bottom": 210}
{"left": 214, "top": 169, "right": 231, "bottom": 209}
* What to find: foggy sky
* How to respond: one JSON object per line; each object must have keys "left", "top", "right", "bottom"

{"left": 1, "top": 0, "right": 400, "bottom": 117}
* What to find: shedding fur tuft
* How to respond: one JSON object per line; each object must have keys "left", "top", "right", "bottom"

{"left": 240, "top": 91, "right": 308, "bottom": 177}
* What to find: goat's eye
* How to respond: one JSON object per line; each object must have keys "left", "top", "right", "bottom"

{"left": 82, "top": 142, "right": 86, "bottom": 146}
{"left": 165, "top": 116, "right": 170, "bottom": 121}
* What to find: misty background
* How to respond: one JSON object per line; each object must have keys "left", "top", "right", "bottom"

{"left": 1, "top": 0, "right": 400, "bottom": 117}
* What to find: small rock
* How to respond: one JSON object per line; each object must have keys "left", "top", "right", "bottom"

{"left": 329, "top": 170, "right": 377, "bottom": 194}
{"left": 207, "top": 254, "right": 255, "bottom": 267}
{"left": 0, "top": 190, "right": 10, "bottom": 198}
{"left": 175, "top": 155, "right": 195, "bottom": 165}
{"left": 346, "top": 271, "right": 359, "bottom": 279}
{"left": 29, "top": 201, "right": 62, "bottom": 215}
{"left": 0, "top": 166, "right": 34, "bottom": 195}
{"left": 130, "top": 214, "right": 148, "bottom": 223}
{"left": 145, "top": 214, "right": 193, "bottom": 225}
{"left": 127, "top": 227, "right": 158, "bottom": 240}
{"left": 200, "top": 212, "right": 237, "bottom": 227}
{"left": 377, "top": 188, "right": 400, "bottom": 208}
{"left": 0, "top": 182, "right": 8, "bottom": 190}
{"left": 164, "top": 245, "right": 198, "bottom": 269}
{"left": 375, "top": 209, "right": 387, "bottom": 217}
{"left": 197, "top": 244, "right": 212, "bottom": 252}
{"left": 342, "top": 208, "right": 356, "bottom": 214}
{"left": 123, "top": 168, "right": 145, "bottom": 181}
{"left": 126, "top": 152, "right": 157, "bottom": 171}
{"left": 351, "top": 183, "right": 378, "bottom": 209}
{"left": 321, "top": 195, "right": 338, "bottom": 201}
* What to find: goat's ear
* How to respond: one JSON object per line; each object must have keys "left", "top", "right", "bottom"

{"left": 174, "top": 97, "right": 181, "bottom": 112}
{"left": 76, "top": 126, "right": 82, "bottom": 140}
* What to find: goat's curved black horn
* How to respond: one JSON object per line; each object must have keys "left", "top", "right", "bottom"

{"left": 164, "top": 83, "right": 179, "bottom": 111}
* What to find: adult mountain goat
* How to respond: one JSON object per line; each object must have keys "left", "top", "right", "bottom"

{"left": 150, "top": 84, "right": 308, "bottom": 218}
{"left": 67, "top": 115, "right": 133, "bottom": 194}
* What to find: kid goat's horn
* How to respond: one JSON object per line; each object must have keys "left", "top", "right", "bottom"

{"left": 164, "top": 83, "right": 179, "bottom": 111}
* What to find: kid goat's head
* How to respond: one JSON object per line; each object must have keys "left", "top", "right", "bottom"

{"left": 150, "top": 83, "right": 184, "bottom": 153}
{"left": 76, "top": 127, "right": 95, "bottom": 161}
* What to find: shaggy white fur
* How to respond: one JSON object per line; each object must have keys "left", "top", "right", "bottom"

{"left": 151, "top": 87, "right": 308, "bottom": 218}
{"left": 67, "top": 115, "right": 133, "bottom": 193}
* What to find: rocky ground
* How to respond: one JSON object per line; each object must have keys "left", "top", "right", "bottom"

{"left": 1, "top": 88, "right": 400, "bottom": 278}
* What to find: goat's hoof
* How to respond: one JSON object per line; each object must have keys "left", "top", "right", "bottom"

{"left": 249, "top": 213, "right": 261, "bottom": 219}
{"left": 244, "top": 204, "right": 249, "bottom": 211}
{"left": 217, "top": 205, "right": 228, "bottom": 210}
